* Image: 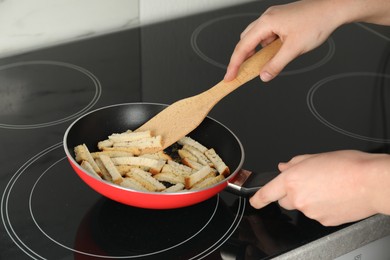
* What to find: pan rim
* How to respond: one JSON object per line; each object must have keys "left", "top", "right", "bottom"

{"left": 63, "top": 102, "right": 245, "bottom": 195}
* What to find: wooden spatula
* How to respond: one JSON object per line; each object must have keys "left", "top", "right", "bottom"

{"left": 137, "top": 38, "right": 282, "bottom": 151}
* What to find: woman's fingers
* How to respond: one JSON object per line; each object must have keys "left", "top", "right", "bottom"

{"left": 249, "top": 173, "right": 287, "bottom": 209}
{"left": 224, "top": 19, "right": 276, "bottom": 81}
{"left": 278, "top": 153, "right": 314, "bottom": 171}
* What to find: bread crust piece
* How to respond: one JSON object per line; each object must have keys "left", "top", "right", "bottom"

{"left": 181, "top": 157, "right": 204, "bottom": 171}
{"left": 113, "top": 136, "right": 163, "bottom": 151}
{"left": 108, "top": 130, "right": 152, "bottom": 142}
{"left": 204, "top": 148, "right": 230, "bottom": 176}
{"left": 115, "top": 165, "right": 142, "bottom": 176}
{"left": 139, "top": 151, "right": 172, "bottom": 161}
{"left": 165, "top": 160, "right": 195, "bottom": 174}
{"left": 80, "top": 161, "right": 101, "bottom": 179}
{"left": 102, "top": 146, "right": 141, "bottom": 156}
{"left": 178, "top": 136, "right": 208, "bottom": 153}
{"left": 190, "top": 175, "right": 225, "bottom": 190}
{"left": 97, "top": 139, "right": 114, "bottom": 150}
{"left": 162, "top": 183, "right": 185, "bottom": 193}
{"left": 111, "top": 156, "right": 166, "bottom": 174}
{"left": 126, "top": 168, "right": 166, "bottom": 191}
{"left": 184, "top": 165, "right": 215, "bottom": 189}
{"left": 154, "top": 172, "right": 185, "bottom": 185}
{"left": 182, "top": 145, "right": 213, "bottom": 167}
{"left": 74, "top": 144, "right": 102, "bottom": 175}
{"left": 94, "top": 158, "right": 113, "bottom": 181}
{"left": 91, "top": 150, "right": 134, "bottom": 159}
{"left": 178, "top": 149, "right": 198, "bottom": 162}
{"left": 120, "top": 177, "right": 149, "bottom": 191}
{"left": 99, "top": 154, "right": 123, "bottom": 184}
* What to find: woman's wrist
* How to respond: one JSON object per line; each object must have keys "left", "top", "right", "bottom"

{"left": 366, "top": 154, "right": 390, "bottom": 215}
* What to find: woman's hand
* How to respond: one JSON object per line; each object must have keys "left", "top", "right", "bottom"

{"left": 224, "top": 0, "right": 346, "bottom": 82}
{"left": 250, "top": 150, "right": 390, "bottom": 226}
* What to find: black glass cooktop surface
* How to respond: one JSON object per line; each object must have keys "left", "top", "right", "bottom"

{"left": 1, "top": 0, "right": 389, "bottom": 259}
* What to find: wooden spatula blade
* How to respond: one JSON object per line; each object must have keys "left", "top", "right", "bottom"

{"left": 137, "top": 95, "right": 211, "bottom": 150}
{"left": 136, "top": 39, "right": 282, "bottom": 152}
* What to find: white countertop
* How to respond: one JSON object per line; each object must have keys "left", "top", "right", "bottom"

{"left": 0, "top": 0, "right": 139, "bottom": 58}
{"left": 0, "top": 0, "right": 253, "bottom": 58}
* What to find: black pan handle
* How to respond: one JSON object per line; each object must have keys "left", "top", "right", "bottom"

{"left": 226, "top": 169, "right": 279, "bottom": 197}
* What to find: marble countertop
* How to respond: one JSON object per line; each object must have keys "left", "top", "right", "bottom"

{"left": 276, "top": 214, "right": 390, "bottom": 259}
{"left": 0, "top": 0, "right": 139, "bottom": 58}
{"left": 0, "top": 0, "right": 251, "bottom": 58}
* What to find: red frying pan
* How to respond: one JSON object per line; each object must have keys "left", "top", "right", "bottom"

{"left": 63, "top": 103, "right": 277, "bottom": 209}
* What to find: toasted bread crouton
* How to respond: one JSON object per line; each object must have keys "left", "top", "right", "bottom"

{"left": 74, "top": 144, "right": 90, "bottom": 162}
{"left": 102, "top": 146, "right": 141, "bottom": 155}
{"left": 120, "top": 177, "right": 149, "bottom": 191}
{"left": 74, "top": 144, "right": 101, "bottom": 175}
{"left": 204, "top": 148, "right": 230, "bottom": 176}
{"left": 80, "top": 161, "right": 101, "bottom": 179}
{"left": 91, "top": 150, "right": 134, "bottom": 159}
{"left": 111, "top": 156, "right": 166, "bottom": 174}
{"left": 140, "top": 151, "right": 172, "bottom": 161}
{"left": 115, "top": 165, "right": 140, "bottom": 176}
{"left": 154, "top": 172, "right": 185, "bottom": 185}
{"left": 126, "top": 168, "right": 166, "bottom": 191}
{"left": 178, "top": 136, "right": 208, "bottom": 153}
{"left": 184, "top": 165, "right": 215, "bottom": 189}
{"left": 113, "top": 136, "right": 162, "bottom": 150}
{"left": 181, "top": 157, "right": 204, "bottom": 171}
{"left": 161, "top": 164, "right": 192, "bottom": 177}
{"left": 162, "top": 183, "right": 185, "bottom": 193}
{"left": 99, "top": 154, "right": 123, "bottom": 184}
{"left": 178, "top": 149, "right": 198, "bottom": 162}
{"left": 167, "top": 160, "right": 194, "bottom": 174}
{"left": 97, "top": 139, "right": 114, "bottom": 150}
{"left": 182, "top": 145, "right": 213, "bottom": 167}
{"left": 94, "top": 158, "right": 113, "bottom": 181}
{"left": 108, "top": 130, "right": 152, "bottom": 142}
{"left": 190, "top": 175, "right": 225, "bottom": 190}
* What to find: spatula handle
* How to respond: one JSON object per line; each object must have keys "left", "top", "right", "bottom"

{"left": 236, "top": 38, "right": 282, "bottom": 84}
{"left": 206, "top": 38, "right": 282, "bottom": 101}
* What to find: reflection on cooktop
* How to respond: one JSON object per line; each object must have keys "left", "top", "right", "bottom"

{"left": 0, "top": 61, "right": 101, "bottom": 129}
{"left": 75, "top": 197, "right": 243, "bottom": 258}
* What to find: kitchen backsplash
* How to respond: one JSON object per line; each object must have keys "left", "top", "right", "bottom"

{"left": 0, "top": 0, "right": 253, "bottom": 58}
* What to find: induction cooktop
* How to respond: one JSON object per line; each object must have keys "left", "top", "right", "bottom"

{"left": 1, "top": 1, "right": 390, "bottom": 259}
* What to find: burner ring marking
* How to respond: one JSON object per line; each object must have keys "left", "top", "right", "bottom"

{"left": 190, "top": 13, "right": 335, "bottom": 75}
{"left": 0, "top": 61, "right": 101, "bottom": 129}
{"left": 307, "top": 72, "right": 390, "bottom": 143}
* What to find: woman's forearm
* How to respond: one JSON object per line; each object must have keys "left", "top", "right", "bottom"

{"left": 334, "top": 0, "right": 390, "bottom": 25}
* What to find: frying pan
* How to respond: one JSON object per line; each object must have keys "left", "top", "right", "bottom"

{"left": 63, "top": 103, "right": 277, "bottom": 209}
